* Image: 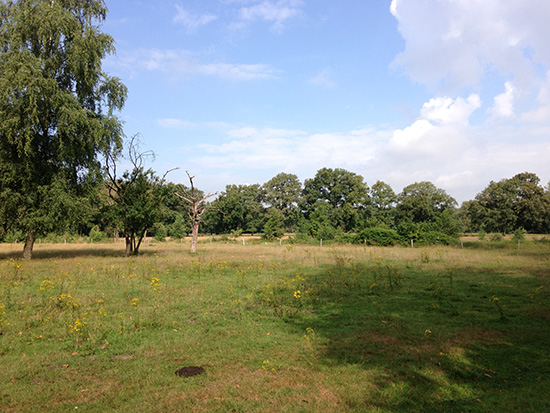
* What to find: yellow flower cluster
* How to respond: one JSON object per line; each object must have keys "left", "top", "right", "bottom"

{"left": 68, "top": 316, "right": 87, "bottom": 333}
{"left": 40, "top": 279, "right": 55, "bottom": 290}
{"left": 53, "top": 293, "right": 79, "bottom": 310}
{"left": 150, "top": 277, "right": 162, "bottom": 293}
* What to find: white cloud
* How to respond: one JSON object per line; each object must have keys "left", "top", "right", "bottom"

{"left": 157, "top": 118, "right": 197, "bottom": 129}
{"left": 173, "top": 5, "right": 217, "bottom": 31}
{"left": 521, "top": 72, "right": 550, "bottom": 122}
{"left": 421, "top": 94, "right": 481, "bottom": 126}
{"left": 236, "top": 0, "right": 303, "bottom": 32}
{"left": 309, "top": 69, "right": 335, "bottom": 88}
{"left": 389, "top": 95, "right": 480, "bottom": 157}
{"left": 194, "top": 126, "right": 381, "bottom": 172}
{"left": 111, "top": 49, "right": 278, "bottom": 81}
{"left": 176, "top": 110, "right": 550, "bottom": 203}
{"left": 490, "top": 82, "right": 515, "bottom": 119}
{"left": 390, "top": 0, "right": 550, "bottom": 95}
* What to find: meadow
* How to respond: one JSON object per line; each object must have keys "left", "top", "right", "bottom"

{"left": 0, "top": 237, "right": 549, "bottom": 412}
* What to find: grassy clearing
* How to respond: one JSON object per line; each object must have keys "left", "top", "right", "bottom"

{"left": 1, "top": 240, "right": 549, "bottom": 412}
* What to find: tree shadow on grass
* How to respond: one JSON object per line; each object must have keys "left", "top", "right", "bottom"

{"left": 291, "top": 263, "right": 550, "bottom": 411}
{"left": 0, "top": 246, "right": 161, "bottom": 260}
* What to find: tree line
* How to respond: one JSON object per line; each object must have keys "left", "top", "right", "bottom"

{"left": 1, "top": 1, "right": 549, "bottom": 258}
{"left": 2, "top": 158, "right": 549, "bottom": 252}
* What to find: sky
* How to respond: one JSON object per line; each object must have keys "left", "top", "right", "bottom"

{"left": 102, "top": 0, "right": 550, "bottom": 204}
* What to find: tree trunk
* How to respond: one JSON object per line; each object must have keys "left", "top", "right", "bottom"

{"left": 125, "top": 233, "right": 132, "bottom": 257}
{"left": 133, "top": 229, "right": 146, "bottom": 255}
{"left": 23, "top": 230, "right": 35, "bottom": 260}
{"left": 190, "top": 219, "right": 200, "bottom": 253}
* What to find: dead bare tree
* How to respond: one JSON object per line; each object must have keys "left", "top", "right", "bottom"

{"left": 175, "top": 172, "right": 218, "bottom": 253}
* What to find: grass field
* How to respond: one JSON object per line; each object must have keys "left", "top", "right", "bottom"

{"left": 1, "top": 238, "right": 549, "bottom": 412}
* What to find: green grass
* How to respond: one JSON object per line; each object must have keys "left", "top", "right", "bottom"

{"left": 1, "top": 240, "right": 549, "bottom": 412}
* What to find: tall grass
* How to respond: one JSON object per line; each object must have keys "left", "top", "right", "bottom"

{"left": 0, "top": 240, "right": 549, "bottom": 411}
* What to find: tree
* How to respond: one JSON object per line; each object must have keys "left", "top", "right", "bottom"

{"left": 157, "top": 182, "right": 191, "bottom": 237}
{"left": 0, "top": 0, "right": 127, "bottom": 258}
{"left": 262, "top": 209, "right": 285, "bottom": 240}
{"left": 204, "top": 184, "right": 265, "bottom": 234}
{"left": 369, "top": 180, "right": 397, "bottom": 227}
{"left": 105, "top": 136, "right": 163, "bottom": 257}
{"left": 301, "top": 168, "right": 369, "bottom": 231}
{"left": 396, "top": 181, "right": 457, "bottom": 224}
{"left": 467, "top": 172, "right": 550, "bottom": 234}
{"left": 262, "top": 172, "right": 302, "bottom": 230}
{"left": 174, "top": 173, "right": 217, "bottom": 253}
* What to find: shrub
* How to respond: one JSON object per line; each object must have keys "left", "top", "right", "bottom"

{"left": 153, "top": 223, "right": 167, "bottom": 242}
{"left": 356, "top": 227, "right": 401, "bottom": 246}
{"left": 169, "top": 216, "right": 187, "bottom": 239}
{"left": 89, "top": 225, "right": 108, "bottom": 243}
{"left": 263, "top": 210, "right": 285, "bottom": 240}
{"left": 512, "top": 227, "right": 526, "bottom": 243}
{"left": 2, "top": 229, "right": 25, "bottom": 243}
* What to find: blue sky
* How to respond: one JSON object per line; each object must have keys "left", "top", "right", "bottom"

{"left": 103, "top": 0, "right": 550, "bottom": 203}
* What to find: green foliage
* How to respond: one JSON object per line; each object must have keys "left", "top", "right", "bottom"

{"left": 262, "top": 172, "right": 302, "bottom": 230}
{"left": 0, "top": 0, "right": 127, "bottom": 257}
{"left": 89, "top": 225, "right": 108, "bottom": 243}
{"left": 369, "top": 180, "right": 397, "bottom": 226}
{"left": 434, "top": 209, "right": 462, "bottom": 237}
{"left": 152, "top": 223, "right": 167, "bottom": 242}
{"left": 396, "top": 181, "right": 457, "bottom": 225}
{"left": 512, "top": 227, "right": 526, "bottom": 243}
{"left": 204, "top": 184, "right": 265, "bottom": 234}
{"left": 356, "top": 227, "right": 401, "bottom": 246}
{"left": 468, "top": 172, "right": 550, "bottom": 234}
{"left": 302, "top": 168, "right": 369, "bottom": 231}
{"left": 478, "top": 229, "right": 487, "bottom": 240}
{"left": 169, "top": 215, "right": 187, "bottom": 239}
{"left": 104, "top": 138, "right": 163, "bottom": 256}
{"left": 2, "top": 229, "right": 25, "bottom": 243}
{"left": 262, "top": 209, "right": 285, "bottom": 240}
{"left": 157, "top": 183, "right": 191, "bottom": 234}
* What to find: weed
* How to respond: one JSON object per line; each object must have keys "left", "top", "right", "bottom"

{"left": 420, "top": 251, "right": 430, "bottom": 263}
{"left": 491, "top": 295, "right": 505, "bottom": 319}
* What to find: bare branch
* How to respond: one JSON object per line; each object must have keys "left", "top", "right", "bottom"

{"left": 162, "top": 167, "right": 180, "bottom": 182}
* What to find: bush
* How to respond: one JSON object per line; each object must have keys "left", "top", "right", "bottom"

{"left": 356, "top": 227, "right": 401, "bottom": 246}
{"left": 2, "top": 229, "right": 25, "bottom": 243}
{"left": 153, "top": 223, "right": 167, "bottom": 242}
{"left": 263, "top": 210, "right": 285, "bottom": 240}
{"left": 231, "top": 229, "right": 243, "bottom": 238}
{"left": 512, "top": 228, "right": 526, "bottom": 243}
{"left": 169, "top": 216, "right": 187, "bottom": 239}
{"left": 316, "top": 222, "right": 337, "bottom": 240}
{"left": 89, "top": 225, "right": 108, "bottom": 243}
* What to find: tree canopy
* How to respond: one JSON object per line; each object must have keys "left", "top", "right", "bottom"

{"left": 466, "top": 172, "right": 550, "bottom": 234}
{"left": 0, "top": 0, "right": 127, "bottom": 258}
{"left": 396, "top": 181, "right": 457, "bottom": 224}
{"left": 302, "top": 168, "right": 369, "bottom": 231}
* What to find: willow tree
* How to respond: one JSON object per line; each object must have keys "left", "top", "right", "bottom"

{"left": 0, "top": 0, "right": 127, "bottom": 258}
{"left": 175, "top": 173, "right": 217, "bottom": 253}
